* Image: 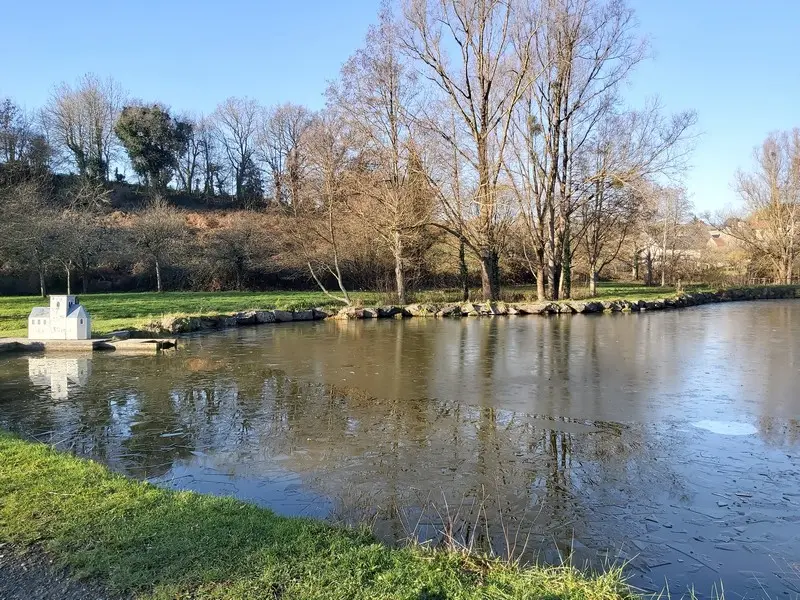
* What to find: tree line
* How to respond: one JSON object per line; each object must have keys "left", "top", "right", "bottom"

{"left": 1, "top": 0, "right": 796, "bottom": 300}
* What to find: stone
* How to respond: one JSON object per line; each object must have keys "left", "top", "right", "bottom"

{"left": 601, "top": 300, "right": 622, "bottom": 312}
{"left": 567, "top": 301, "right": 587, "bottom": 314}
{"left": 312, "top": 308, "right": 331, "bottom": 320}
{"left": 478, "top": 302, "right": 505, "bottom": 315}
{"left": 234, "top": 311, "right": 257, "bottom": 325}
{"left": 436, "top": 303, "right": 462, "bottom": 317}
{"left": 158, "top": 316, "right": 197, "bottom": 334}
{"left": 220, "top": 316, "right": 238, "bottom": 329}
{"left": 255, "top": 310, "right": 276, "bottom": 324}
{"left": 643, "top": 300, "right": 665, "bottom": 311}
{"left": 556, "top": 302, "right": 575, "bottom": 314}
{"left": 493, "top": 302, "right": 510, "bottom": 315}
{"left": 377, "top": 306, "right": 404, "bottom": 318}
{"left": 361, "top": 307, "right": 379, "bottom": 318}
{"left": 198, "top": 316, "right": 221, "bottom": 329}
{"left": 584, "top": 301, "right": 604, "bottom": 313}
{"left": 405, "top": 303, "right": 438, "bottom": 317}
{"left": 515, "top": 302, "right": 555, "bottom": 315}
{"left": 460, "top": 303, "right": 480, "bottom": 316}
{"left": 273, "top": 310, "right": 294, "bottom": 323}
{"left": 107, "top": 330, "right": 131, "bottom": 340}
{"left": 292, "top": 310, "right": 314, "bottom": 321}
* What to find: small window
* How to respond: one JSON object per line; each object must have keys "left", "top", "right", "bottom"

{"left": 80, "top": 319, "right": 84, "bottom": 325}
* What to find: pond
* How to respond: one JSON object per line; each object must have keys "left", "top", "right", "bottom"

{"left": 1, "top": 301, "right": 799, "bottom": 597}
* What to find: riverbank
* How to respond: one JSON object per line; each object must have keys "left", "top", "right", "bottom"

{"left": 104, "top": 284, "right": 800, "bottom": 337}
{"left": 0, "top": 432, "right": 631, "bottom": 599}
{"left": 0, "top": 284, "right": 676, "bottom": 337}
{"left": 0, "top": 285, "right": 796, "bottom": 340}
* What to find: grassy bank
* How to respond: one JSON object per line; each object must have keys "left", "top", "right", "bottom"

{"left": 0, "top": 283, "right": 684, "bottom": 337}
{"left": 0, "top": 433, "right": 631, "bottom": 599}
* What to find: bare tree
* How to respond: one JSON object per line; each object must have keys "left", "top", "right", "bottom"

{"left": 1, "top": 98, "right": 33, "bottom": 163}
{"left": 174, "top": 114, "right": 204, "bottom": 194}
{"left": 724, "top": 130, "right": 800, "bottom": 285}
{"left": 258, "top": 103, "right": 313, "bottom": 210}
{"left": 577, "top": 101, "right": 696, "bottom": 294}
{"left": 42, "top": 74, "right": 124, "bottom": 180}
{"left": 331, "top": 5, "right": 434, "bottom": 304}
{"left": 53, "top": 210, "right": 106, "bottom": 294}
{"left": 213, "top": 97, "right": 261, "bottom": 204}
{"left": 131, "top": 201, "right": 185, "bottom": 292}
{"left": 649, "top": 185, "right": 693, "bottom": 286}
{"left": 0, "top": 182, "right": 58, "bottom": 296}
{"left": 402, "top": 0, "right": 537, "bottom": 300}
{"left": 520, "top": 0, "right": 648, "bottom": 299}
{"left": 300, "top": 111, "right": 354, "bottom": 305}
{"left": 207, "top": 215, "right": 264, "bottom": 290}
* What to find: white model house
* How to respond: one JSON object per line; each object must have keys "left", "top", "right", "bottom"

{"left": 28, "top": 295, "right": 91, "bottom": 340}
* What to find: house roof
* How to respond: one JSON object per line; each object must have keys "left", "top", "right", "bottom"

{"left": 29, "top": 307, "right": 49, "bottom": 318}
{"left": 66, "top": 305, "right": 88, "bottom": 318}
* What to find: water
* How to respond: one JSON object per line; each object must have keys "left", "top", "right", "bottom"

{"left": 1, "top": 301, "right": 799, "bottom": 597}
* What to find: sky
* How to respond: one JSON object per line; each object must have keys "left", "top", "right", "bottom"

{"left": 2, "top": 0, "right": 798, "bottom": 213}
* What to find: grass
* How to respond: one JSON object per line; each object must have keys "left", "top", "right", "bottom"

{"left": 0, "top": 432, "right": 633, "bottom": 600}
{"left": 0, "top": 283, "right": 694, "bottom": 338}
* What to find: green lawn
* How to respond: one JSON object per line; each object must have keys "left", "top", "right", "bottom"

{"left": 0, "top": 283, "right": 696, "bottom": 337}
{"left": 0, "top": 432, "right": 631, "bottom": 600}
{"left": 0, "top": 290, "right": 385, "bottom": 337}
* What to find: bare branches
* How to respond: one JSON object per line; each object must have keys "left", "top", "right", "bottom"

{"left": 213, "top": 97, "right": 261, "bottom": 205}
{"left": 402, "top": 0, "right": 538, "bottom": 299}
{"left": 42, "top": 74, "right": 124, "bottom": 181}
{"left": 722, "top": 129, "right": 800, "bottom": 284}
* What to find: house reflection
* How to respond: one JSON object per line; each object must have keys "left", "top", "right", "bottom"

{"left": 28, "top": 356, "right": 92, "bottom": 400}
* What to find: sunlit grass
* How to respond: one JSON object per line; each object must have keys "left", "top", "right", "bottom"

{"left": 0, "top": 432, "right": 633, "bottom": 600}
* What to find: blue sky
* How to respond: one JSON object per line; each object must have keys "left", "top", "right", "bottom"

{"left": 2, "top": 0, "right": 797, "bottom": 213}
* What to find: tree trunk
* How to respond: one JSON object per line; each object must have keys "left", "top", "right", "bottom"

{"left": 394, "top": 230, "right": 406, "bottom": 305}
{"left": 82, "top": 272, "right": 89, "bottom": 294}
{"left": 632, "top": 250, "right": 640, "bottom": 280}
{"left": 589, "top": 267, "right": 598, "bottom": 297}
{"left": 39, "top": 270, "right": 46, "bottom": 297}
{"left": 480, "top": 250, "right": 500, "bottom": 301}
{"left": 155, "top": 258, "right": 163, "bottom": 292}
{"left": 547, "top": 207, "right": 558, "bottom": 300}
{"left": 560, "top": 231, "right": 572, "bottom": 299}
{"left": 661, "top": 212, "right": 669, "bottom": 287}
{"left": 645, "top": 249, "right": 653, "bottom": 286}
{"left": 536, "top": 254, "right": 546, "bottom": 302}
{"left": 459, "top": 236, "right": 469, "bottom": 302}
{"left": 65, "top": 266, "right": 71, "bottom": 295}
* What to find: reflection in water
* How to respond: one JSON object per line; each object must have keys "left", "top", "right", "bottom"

{"left": 0, "top": 301, "right": 799, "bottom": 597}
{"left": 28, "top": 356, "right": 91, "bottom": 400}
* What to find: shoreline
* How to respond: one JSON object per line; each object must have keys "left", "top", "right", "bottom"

{"left": 0, "top": 285, "right": 796, "bottom": 348}
{"left": 0, "top": 432, "right": 631, "bottom": 600}
{"left": 114, "top": 284, "right": 800, "bottom": 336}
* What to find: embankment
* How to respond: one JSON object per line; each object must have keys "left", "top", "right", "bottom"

{"left": 136, "top": 285, "right": 799, "bottom": 335}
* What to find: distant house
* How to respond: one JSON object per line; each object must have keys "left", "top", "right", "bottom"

{"left": 28, "top": 295, "right": 91, "bottom": 340}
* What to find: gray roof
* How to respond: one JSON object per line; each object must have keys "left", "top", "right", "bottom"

{"left": 67, "top": 305, "right": 88, "bottom": 318}
{"left": 29, "top": 307, "right": 49, "bottom": 318}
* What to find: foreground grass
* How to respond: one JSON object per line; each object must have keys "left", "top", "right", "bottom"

{"left": 0, "top": 283, "right": 686, "bottom": 337}
{"left": 0, "top": 433, "right": 631, "bottom": 599}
